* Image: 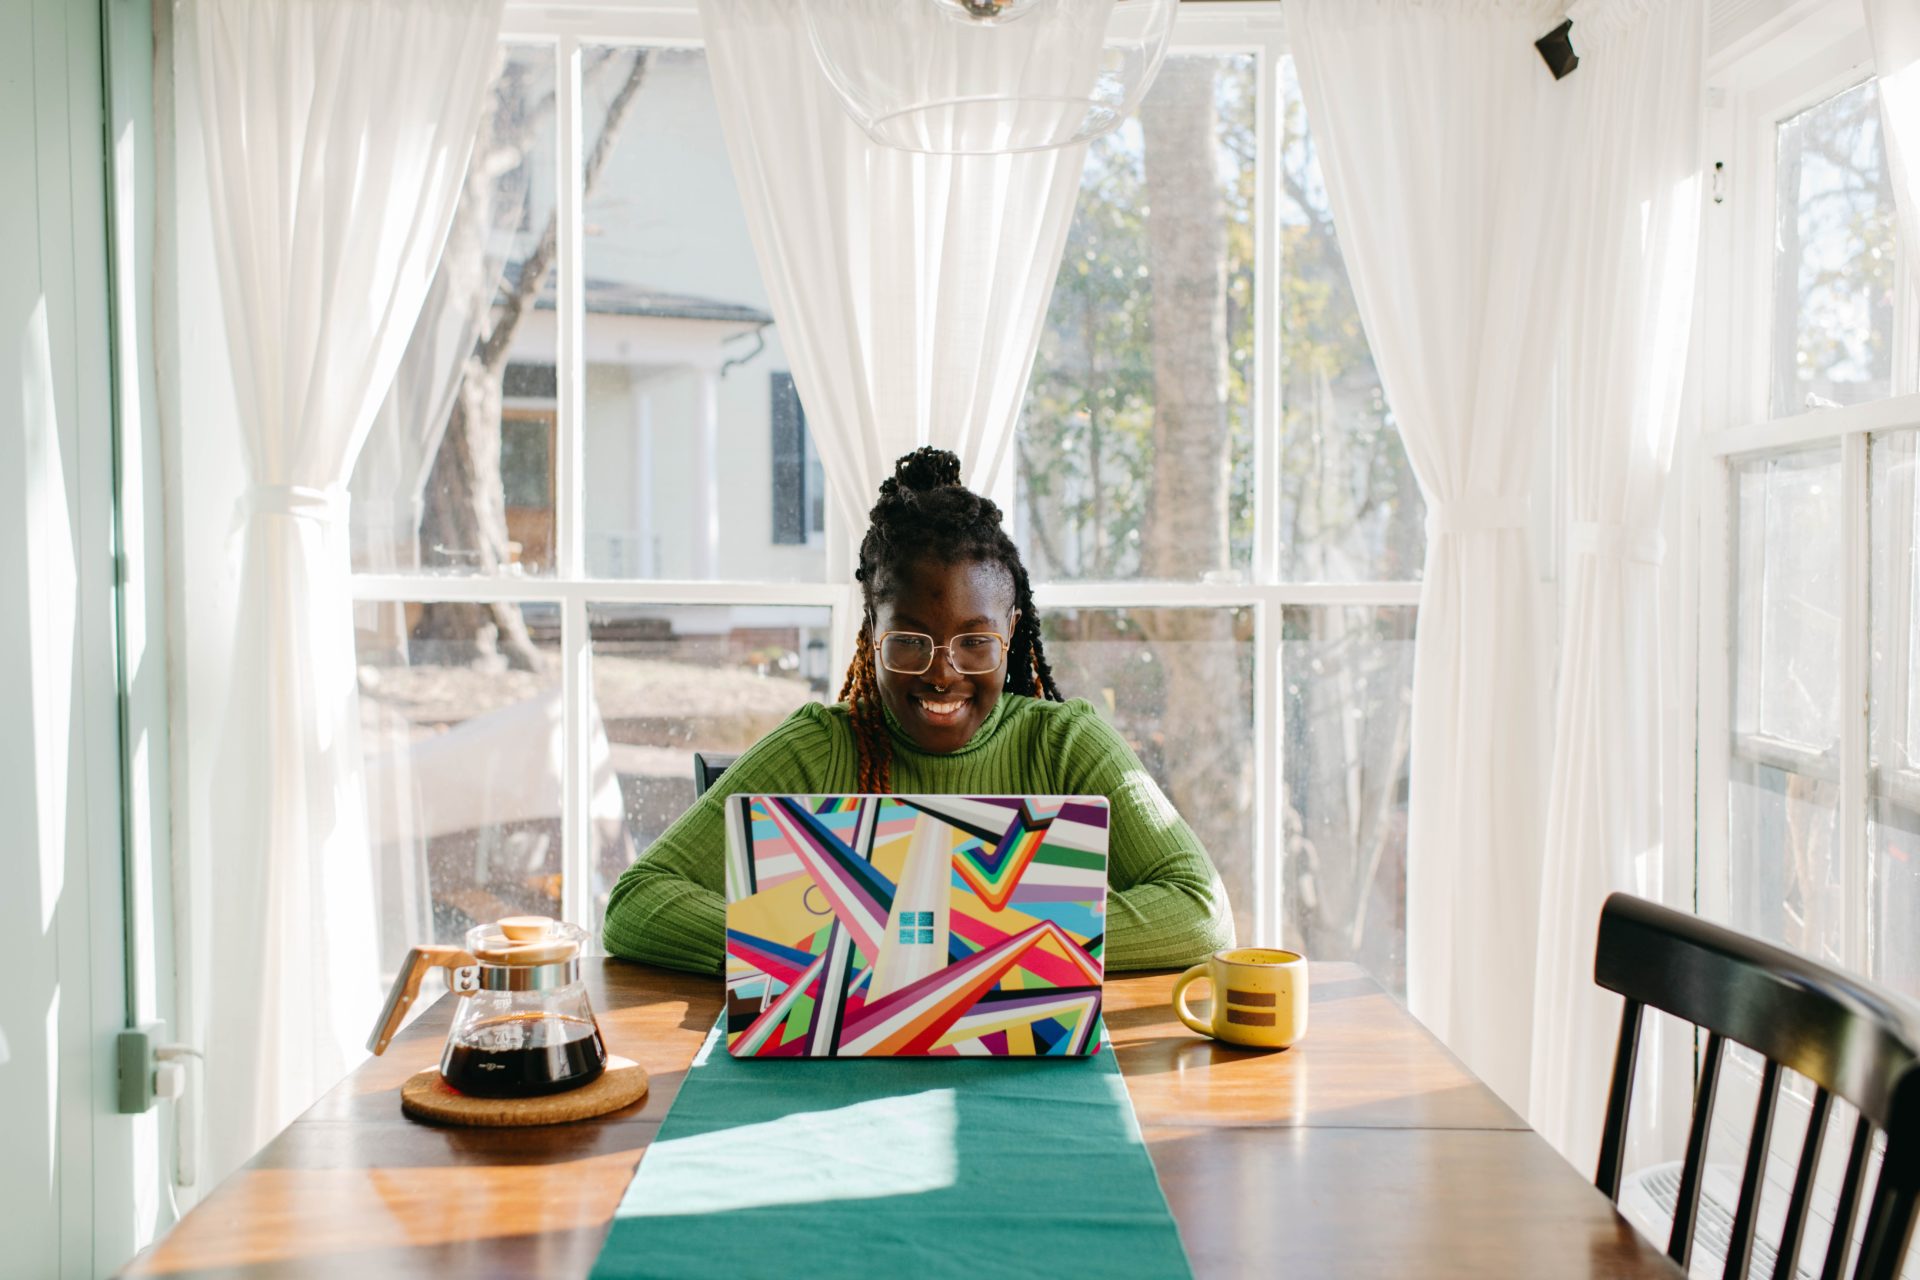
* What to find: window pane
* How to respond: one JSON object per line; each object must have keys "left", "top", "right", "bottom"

{"left": 1771, "top": 79, "right": 1898, "bottom": 418}
{"left": 1870, "top": 430, "right": 1920, "bottom": 1000}
{"left": 1282, "top": 605, "right": 1414, "bottom": 995}
{"left": 354, "top": 600, "right": 564, "bottom": 972}
{"left": 1038, "top": 607, "right": 1256, "bottom": 943}
{"left": 579, "top": 48, "right": 820, "bottom": 581}
{"left": 1276, "top": 59, "right": 1423, "bottom": 582}
{"left": 350, "top": 44, "right": 560, "bottom": 577}
{"left": 1729, "top": 448, "right": 1844, "bottom": 964}
{"left": 590, "top": 605, "right": 833, "bottom": 932}
{"left": 1015, "top": 55, "right": 1256, "bottom": 584}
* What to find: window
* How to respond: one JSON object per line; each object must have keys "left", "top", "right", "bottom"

{"left": 1702, "top": 14, "right": 1917, "bottom": 1004}
{"left": 348, "top": 3, "right": 1419, "bottom": 987}
{"left": 1770, "top": 80, "right": 1898, "bottom": 417}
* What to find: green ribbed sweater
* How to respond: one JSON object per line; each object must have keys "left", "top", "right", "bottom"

{"left": 602, "top": 694, "right": 1235, "bottom": 974}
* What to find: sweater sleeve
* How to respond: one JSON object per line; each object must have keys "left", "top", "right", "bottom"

{"left": 601, "top": 704, "right": 839, "bottom": 973}
{"left": 1049, "top": 701, "right": 1236, "bottom": 970}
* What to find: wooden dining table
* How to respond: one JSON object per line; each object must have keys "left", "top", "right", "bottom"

{"left": 126, "top": 959, "right": 1682, "bottom": 1278}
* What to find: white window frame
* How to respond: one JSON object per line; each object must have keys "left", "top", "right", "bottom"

{"left": 1688, "top": 0, "right": 1920, "bottom": 1230}
{"left": 350, "top": 0, "right": 1424, "bottom": 950}
{"left": 1695, "top": 0, "right": 1919, "bottom": 965}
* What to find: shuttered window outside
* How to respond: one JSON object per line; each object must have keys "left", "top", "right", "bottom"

{"left": 771, "top": 371, "right": 823, "bottom": 546}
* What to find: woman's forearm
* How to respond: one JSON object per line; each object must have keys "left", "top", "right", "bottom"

{"left": 1103, "top": 862, "right": 1235, "bottom": 970}
{"left": 603, "top": 855, "right": 726, "bottom": 974}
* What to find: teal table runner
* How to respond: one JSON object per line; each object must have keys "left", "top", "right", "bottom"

{"left": 591, "top": 1027, "right": 1192, "bottom": 1278}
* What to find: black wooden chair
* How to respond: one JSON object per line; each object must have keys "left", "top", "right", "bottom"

{"left": 692, "top": 751, "right": 738, "bottom": 799}
{"left": 1593, "top": 892, "right": 1920, "bottom": 1280}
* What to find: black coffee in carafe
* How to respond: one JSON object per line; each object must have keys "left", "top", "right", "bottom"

{"left": 367, "top": 917, "right": 612, "bottom": 1103}
{"left": 441, "top": 1012, "right": 607, "bottom": 1098}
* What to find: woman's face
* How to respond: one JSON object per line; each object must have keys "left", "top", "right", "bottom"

{"left": 872, "top": 557, "right": 1019, "bottom": 755}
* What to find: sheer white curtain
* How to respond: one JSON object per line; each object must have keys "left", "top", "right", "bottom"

{"left": 1529, "top": 0, "right": 1706, "bottom": 1172}
{"left": 698, "top": 0, "right": 1090, "bottom": 526}
{"left": 184, "top": 0, "right": 503, "bottom": 1182}
{"left": 1289, "top": 0, "right": 1568, "bottom": 1112}
{"left": 349, "top": 181, "right": 506, "bottom": 969}
{"left": 349, "top": 194, "right": 501, "bottom": 574}
{"left": 1866, "top": 0, "right": 1920, "bottom": 302}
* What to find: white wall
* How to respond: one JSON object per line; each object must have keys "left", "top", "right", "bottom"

{"left": 580, "top": 357, "right": 826, "bottom": 582}
{"left": 0, "top": 0, "right": 170, "bottom": 1273}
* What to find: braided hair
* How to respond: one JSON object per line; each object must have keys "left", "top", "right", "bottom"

{"left": 836, "top": 447, "right": 1063, "bottom": 792}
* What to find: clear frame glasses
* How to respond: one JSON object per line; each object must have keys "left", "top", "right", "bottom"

{"left": 877, "top": 630, "right": 1009, "bottom": 677}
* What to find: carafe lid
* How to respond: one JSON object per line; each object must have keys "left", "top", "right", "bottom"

{"left": 466, "top": 916, "right": 588, "bottom": 966}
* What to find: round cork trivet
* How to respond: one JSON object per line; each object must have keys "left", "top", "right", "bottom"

{"left": 399, "top": 1056, "right": 648, "bottom": 1127}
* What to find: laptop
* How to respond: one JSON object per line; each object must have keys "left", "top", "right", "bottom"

{"left": 722, "top": 794, "right": 1111, "bottom": 1058}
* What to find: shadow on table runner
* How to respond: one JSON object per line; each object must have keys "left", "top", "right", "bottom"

{"left": 591, "top": 1024, "right": 1192, "bottom": 1279}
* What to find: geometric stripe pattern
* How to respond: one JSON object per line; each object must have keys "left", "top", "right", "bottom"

{"left": 724, "top": 794, "right": 1111, "bottom": 1057}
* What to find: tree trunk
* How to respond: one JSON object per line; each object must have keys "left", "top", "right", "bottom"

{"left": 413, "top": 50, "right": 652, "bottom": 670}
{"left": 1136, "top": 59, "right": 1249, "bottom": 903}
{"left": 414, "top": 365, "right": 541, "bottom": 668}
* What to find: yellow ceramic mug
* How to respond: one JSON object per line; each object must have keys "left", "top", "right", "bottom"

{"left": 1172, "top": 948, "right": 1309, "bottom": 1050}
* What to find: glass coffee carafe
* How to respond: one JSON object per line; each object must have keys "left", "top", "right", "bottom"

{"left": 367, "top": 916, "right": 608, "bottom": 1098}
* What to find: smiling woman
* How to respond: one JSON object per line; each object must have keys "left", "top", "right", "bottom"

{"left": 601, "top": 448, "right": 1235, "bottom": 973}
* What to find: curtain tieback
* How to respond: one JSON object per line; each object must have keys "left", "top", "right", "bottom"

{"left": 1424, "top": 495, "right": 1529, "bottom": 537}
{"left": 1568, "top": 520, "right": 1665, "bottom": 566}
{"left": 241, "top": 484, "right": 350, "bottom": 525}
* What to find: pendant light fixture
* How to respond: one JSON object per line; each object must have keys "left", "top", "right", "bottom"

{"left": 802, "top": 0, "right": 1179, "bottom": 155}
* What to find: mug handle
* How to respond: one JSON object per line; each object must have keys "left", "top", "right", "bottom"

{"left": 1172, "top": 963, "right": 1214, "bottom": 1038}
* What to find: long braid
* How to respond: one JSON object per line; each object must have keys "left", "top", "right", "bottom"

{"left": 845, "top": 446, "right": 1068, "bottom": 786}
{"left": 1005, "top": 561, "right": 1062, "bottom": 702}
{"left": 839, "top": 626, "right": 894, "bottom": 792}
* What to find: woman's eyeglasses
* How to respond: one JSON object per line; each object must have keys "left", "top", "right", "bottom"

{"left": 877, "top": 630, "right": 1008, "bottom": 677}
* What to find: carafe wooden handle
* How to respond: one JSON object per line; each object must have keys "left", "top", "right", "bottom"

{"left": 367, "top": 944, "right": 476, "bottom": 1056}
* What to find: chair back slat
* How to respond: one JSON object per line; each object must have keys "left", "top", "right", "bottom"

{"left": 1672, "top": 1031, "right": 1729, "bottom": 1268}
{"left": 1591, "top": 895, "right": 1920, "bottom": 1280}
{"left": 1820, "top": 1113, "right": 1875, "bottom": 1280}
{"left": 1775, "top": 1085, "right": 1834, "bottom": 1280}
{"left": 1727, "top": 1058, "right": 1782, "bottom": 1280}
{"left": 1597, "top": 997, "right": 1644, "bottom": 1200}
{"left": 1857, "top": 1158, "right": 1918, "bottom": 1280}
{"left": 1863, "top": 1068, "right": 1920, "bottom": 1280}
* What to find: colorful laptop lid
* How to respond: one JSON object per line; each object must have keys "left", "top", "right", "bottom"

{"left": 722, "top": 794, "right": 1111, "bottom": 1058}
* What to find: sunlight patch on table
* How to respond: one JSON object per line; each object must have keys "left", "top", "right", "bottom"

{"left": 617, "top": 1088, "right": 959, "bottom": 1217}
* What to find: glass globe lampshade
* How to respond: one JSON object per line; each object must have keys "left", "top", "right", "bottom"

{"left": 802, "top": 0, "right": 1179, "bottom": 155}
